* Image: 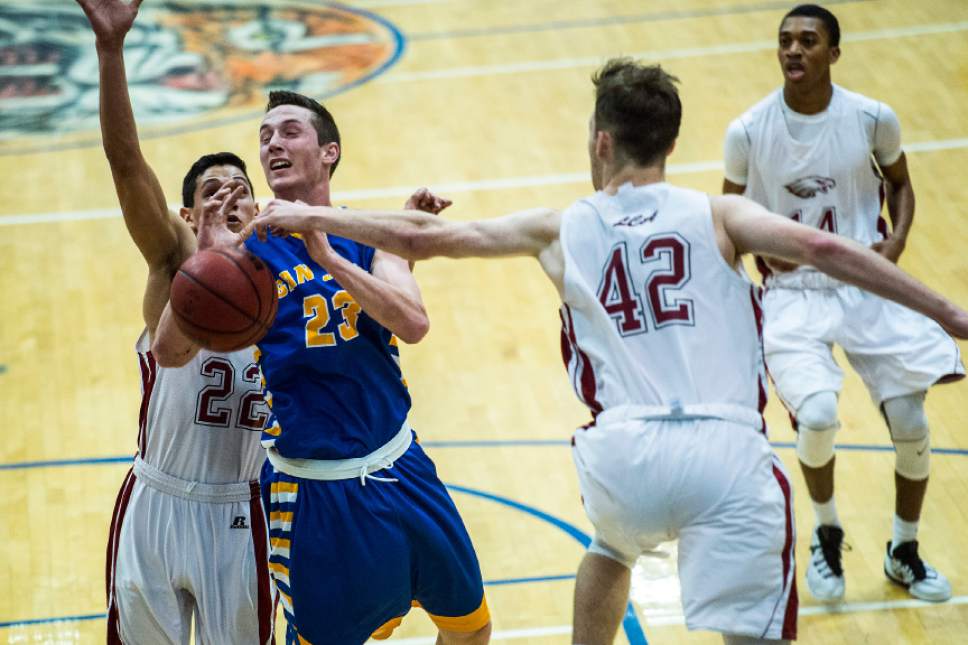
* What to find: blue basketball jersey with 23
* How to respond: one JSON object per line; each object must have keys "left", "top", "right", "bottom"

{"left": 244, "top": 232, "right": 411, "bottom": 460}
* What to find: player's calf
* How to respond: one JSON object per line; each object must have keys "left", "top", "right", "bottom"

{"left": 881, "top": 392, "right": 950, "bottom": 601}
{"left": 437, "top": 622, "right": 492, "bottom": 644}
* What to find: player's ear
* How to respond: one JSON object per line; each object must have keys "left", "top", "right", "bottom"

{"left": 665, "top": 139, "right": 677, "bottom": 158}
{"left": 829, "top": 46, "right": 840, "bottom": 65}
{"left": 179, "top": 207, "right": 194, "bottom": 225}
{"left": 321, "top": 141, "right": 340, "bottom": 165}
{"left": 594, "top": 130, "right": 611, "bottom": 161}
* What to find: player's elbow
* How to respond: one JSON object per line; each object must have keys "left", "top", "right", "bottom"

{"left": 802, "top": 231, "right": 848, "bottom": 268}
{"left": 151, "top": 336, "right": 195, "bottom": 368}
{"left": 396, "top": 310, "right": 430, "bottom": 344}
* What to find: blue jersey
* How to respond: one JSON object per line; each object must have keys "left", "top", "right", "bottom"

{"left": 245, "top": 233, "right": 411, "bottom": 460}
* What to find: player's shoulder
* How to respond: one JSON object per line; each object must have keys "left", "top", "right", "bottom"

{"left": 833, "top": 84, "right": 889, "bottom": 119}
{"left": 731, "top": 89, "right": 781, "bottom": 136}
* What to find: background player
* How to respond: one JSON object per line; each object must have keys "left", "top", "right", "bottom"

{"left": 152, "top": 92, "right": 491, "bottom": 644}
{"left": 241, "top": 58, "right": 968, "bottom": 644}
{"left": 722, "top": 4, "right": 963, "bottom": 603}
{"left": 77, "top": 0, "right": 274, "bottom": 642}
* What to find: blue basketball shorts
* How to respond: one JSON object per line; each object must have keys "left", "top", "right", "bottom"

{"left": 261, "top": 435, "right": 488, "bottom": 644}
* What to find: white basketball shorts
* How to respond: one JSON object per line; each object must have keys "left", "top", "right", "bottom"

{"left": 572, "top": 416, "right": 797, "bottom": 640}
{"left": 106, "top": 459, "right": 275, "bottom": 644}
{"left": 763, "top": 285, "right": 964, "bottom": 413}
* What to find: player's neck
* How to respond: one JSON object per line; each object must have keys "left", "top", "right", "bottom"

{"left": 601, "top": 163, "right": 665, "bottom": 194}
{"left": 783, "top": 77, "right": 834, "bottom": 115}
{"left": 273, "top": 182, "right": 332, "bottom": 207}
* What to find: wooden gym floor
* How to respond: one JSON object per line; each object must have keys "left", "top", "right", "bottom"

{"left": 1, "top": 0, "right": 967, "bottom": 642}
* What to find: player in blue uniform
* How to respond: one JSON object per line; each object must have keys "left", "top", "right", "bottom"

{"left": 156, "top": 91, "right": 490, "bottom": 645}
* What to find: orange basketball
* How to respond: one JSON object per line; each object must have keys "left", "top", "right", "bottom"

{"left": 170, "top": 248, "right": 277, "bottom": 352}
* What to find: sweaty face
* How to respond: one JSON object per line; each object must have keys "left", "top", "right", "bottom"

{"left": 190, "top": 165, "right": 256, "bottom": 233}
{"left": 777, "top": 16, "right": 838, "bottom": 86}
{"left": 259, "top": 105, "right": 334, "bottom": 198}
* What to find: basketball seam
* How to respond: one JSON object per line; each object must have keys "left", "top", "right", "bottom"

{"left": 174, "top": 269, "right": 261, "bottom": 333}
{"left": 216, "top": 249, "right": 267, "bottom": 317}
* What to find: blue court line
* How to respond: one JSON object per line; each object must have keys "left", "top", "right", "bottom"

{"left": 406, "top": 0, "right": 872, "bottom": 41}
{"left": 3, "top": 440, "right": 968, "bottom": 471}
{"left": 0, "top": 613, "right": 105, "bottom": 629}
{"left": 0, "top": 3, "right": 406, "bottom": 157}
{"left": 447, "top": 483, "right": 648, "bottom": 645}
{"left": 484, "top": 573, "right": 575, "bottom": 586}
{"left": 0, "top": 575, "right": 577, "bottom": 631}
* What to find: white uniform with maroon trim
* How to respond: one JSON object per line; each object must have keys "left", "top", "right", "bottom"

{"left": 561, "top": 182, "right": 797, "bottom": 640}
{"left": 724, "top": 85, "right": 964, "bottom": 412}
{"left": 106, "top": 331, "right": 274, "bottom": 645}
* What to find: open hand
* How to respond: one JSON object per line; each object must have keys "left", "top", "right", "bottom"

{"left": 197, "top": 183, "right": 246, "bottom": 250}
{"left": 404, "top": 188, "right": 451, "bottom": 215}
{"left": 75, "top": 0, "right": 143, "bottom": 50}
{"left": 241, "top": 199, "right": 332, "bottom": 241}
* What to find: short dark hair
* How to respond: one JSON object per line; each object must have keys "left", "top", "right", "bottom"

{"left": 592, "top": 58, "right": 681, "bottom": 167}
{"left": 181, "top": 152, "right": 253, "bottom": 208}
{"left": 782, "top": 4, "right": 840, "bottom": 47}
{"left": 266, "top": 90, "right": 342, "bottom": 176}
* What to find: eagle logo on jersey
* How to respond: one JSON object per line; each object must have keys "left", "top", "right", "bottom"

{"left": 784, "top": 176, "right": 836, "bottom": 199}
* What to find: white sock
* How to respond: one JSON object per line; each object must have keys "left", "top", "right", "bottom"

{"left": 892, "top": 515, "right": 919, "bottom": 551}
{"left": 813, "top": 498, "right": 840, "bottom": 527}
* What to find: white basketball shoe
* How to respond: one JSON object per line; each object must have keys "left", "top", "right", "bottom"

{"left": 884, "top": 540, "right": 951, "bottom": 602}
{"left": 806, "top": 525, "right": 847, "bottom": 602}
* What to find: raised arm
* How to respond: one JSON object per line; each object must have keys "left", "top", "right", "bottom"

{"left": 712, "top": 194, "right": 968, "bottom": 337}
{"left": 78, "top": 0, "right": 195, "bottom": 332}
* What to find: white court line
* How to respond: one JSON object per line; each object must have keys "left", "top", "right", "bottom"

{"left": 382, "top": 20, "right": 968, "bottom": 83}
{"left": 2, "top": 138, "right": 965, "bottom": 227}
{"left": 643, "top": 595, "right": 968, "bottom": 627}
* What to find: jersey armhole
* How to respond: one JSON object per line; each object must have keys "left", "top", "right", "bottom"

{"left": 701, "top": 195, "right": 754, "bottom": 289}
{"left": 558, "top": 199, "right": 600, "bottom": 304}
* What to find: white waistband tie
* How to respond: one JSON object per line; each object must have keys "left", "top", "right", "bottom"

{"left": 267, "top": 421, "right": 413, "bottom": 485}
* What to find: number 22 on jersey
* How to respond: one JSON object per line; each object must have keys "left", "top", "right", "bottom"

{"left": 597, "top": 233, "right": 694, "bottom": 335}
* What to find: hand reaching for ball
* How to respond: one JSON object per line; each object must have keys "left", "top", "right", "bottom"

{"left": 197, "top": 183, "right": 248, "bottom": 251}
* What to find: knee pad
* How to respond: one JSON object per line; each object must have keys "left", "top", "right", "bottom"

{"left": 795, "top": 392, "right": 839, "bottom": 468}
{"left": 883, "top": 392, "right": 930, "bottom": 480}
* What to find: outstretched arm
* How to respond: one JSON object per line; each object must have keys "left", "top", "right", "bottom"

{"left": 245, "top": 201, "right": 561, "bottom": 261}
{"left": 78, "top": 0, "right": 195, "bottom": 333}
{"left": 713, "top": 195, "right": 968, "bottom": 337}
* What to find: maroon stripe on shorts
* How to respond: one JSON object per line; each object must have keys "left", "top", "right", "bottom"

{"left": 249, "top": 481, "right": 275, "bottom": 644}
{"left": 771, "top": 462, "right": 798, "bottom": 640}
{"left": 106, "top": 468, "right": 137, "bottom": 644}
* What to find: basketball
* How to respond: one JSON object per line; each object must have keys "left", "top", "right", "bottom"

{"left": 170, "top": 247, "right": 278, "bottom": 352}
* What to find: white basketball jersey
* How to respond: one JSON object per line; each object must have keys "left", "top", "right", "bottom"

{"left": 134, "top": 331, "right": 267, "bottom": 483}
{"left": 741, "top": 85, "right": 887, "bottom": 288}
{"left": 559, "top": 183, "right": 767, "bottom": 420}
